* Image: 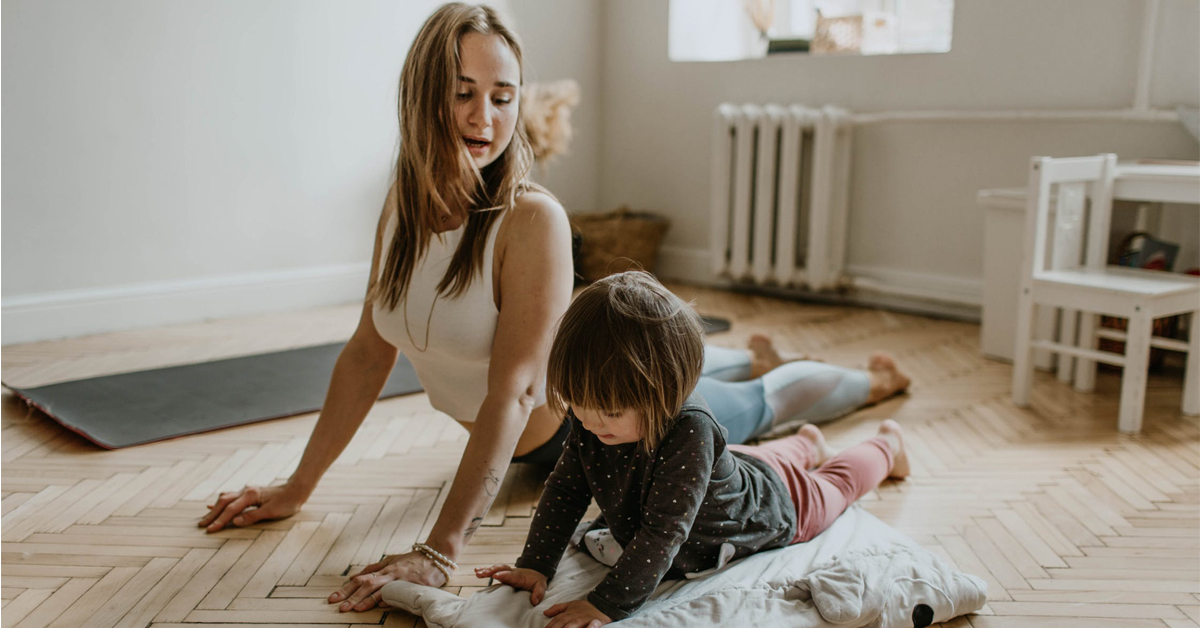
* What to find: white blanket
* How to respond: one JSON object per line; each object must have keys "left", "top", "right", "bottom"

{"left": 381, "top": 507, "right": 986, "bottom": 628}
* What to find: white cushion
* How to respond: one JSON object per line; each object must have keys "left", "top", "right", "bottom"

{"left": 381, "top": 507, "right": 987, "bottom": 628}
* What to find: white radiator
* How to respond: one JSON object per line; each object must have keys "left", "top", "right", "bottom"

{"left": 709, "top": 104, "right": 854, "bottom": 291}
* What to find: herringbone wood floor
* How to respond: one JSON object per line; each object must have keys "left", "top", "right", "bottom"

{"left": 2, "top": 285, "right": 1197, "bottom": 628}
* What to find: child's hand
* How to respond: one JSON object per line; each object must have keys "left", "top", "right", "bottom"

{"left": 543, "top": 599, "right": 612, "bottom": 628}
{"left": 474, "top": 564, "right": 548, "bottom": 605}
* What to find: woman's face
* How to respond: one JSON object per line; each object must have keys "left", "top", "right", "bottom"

{"left": 455, "top": 32, "right": 520, "bottom": 169}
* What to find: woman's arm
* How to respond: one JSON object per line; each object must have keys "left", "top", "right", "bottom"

{"left": 514, "top": 422, "right": 592, "bottom": 579}
{"left": 200, "top": 193, "right": 400, "bottom": 532}
{"left": 333, "top": 191, "right": 574, "bottom": 611}
{"left": 202, "top": 308, "right": 398, "bottom": 532}
{"left": 475, "top": 422, "right": 590, "bottom": 606}
{"left": 423, "top": 191, "right": 574, "bottom": 554}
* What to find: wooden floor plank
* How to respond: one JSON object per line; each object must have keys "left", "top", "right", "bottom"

{"left": 45, "top": 569, "right": 144, "bottom": 628}
{"left": 154, "top": 539, "right": 253, "bottom": 623}
{"left": 2, "top": 589, "right": 55, "bottom": 628}
{"left": 112, "top": 548, "right": 216, "bottom": 628}
{"left": 196, "top": 531, "right": 286, "bottom": 610}
{"left": 11, "top": 578, "right": 98, "bottom": 628}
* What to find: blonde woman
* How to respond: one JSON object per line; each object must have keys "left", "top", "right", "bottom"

{"left": 198, "top": 2, "right": 909, "bottom": 612}
{"left": 201, "top": 3, "right": 573, "bottom": 610}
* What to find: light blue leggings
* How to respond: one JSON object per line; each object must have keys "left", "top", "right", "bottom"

{"left": 697, "top": 346, "right": 871, "bottom": 445}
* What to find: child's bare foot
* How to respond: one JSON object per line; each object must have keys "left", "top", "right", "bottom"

{"left": 877, "top": 420, "right": 910, "bottom": 479}
{"left": 748, "top": 334, "right": 816, "bottom": 379}
{"left": 797, "top": 424, "right": 834, "bottom": 468}
{"left": 866, "top": 353, "right": 911, "bottom": 404}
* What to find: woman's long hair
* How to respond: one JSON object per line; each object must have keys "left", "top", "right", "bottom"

{"left": 370, "top": 3, "right": 535, "bottom": 309}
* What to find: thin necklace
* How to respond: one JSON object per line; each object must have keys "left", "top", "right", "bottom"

{"left": 403, "top": 209, "right": 473, "bottom": 351}
{"left": 402, "top": 215, "right": 459, "bottom": 352}
{"left": 402, "top": 289, "right": 438, "bottom": 353}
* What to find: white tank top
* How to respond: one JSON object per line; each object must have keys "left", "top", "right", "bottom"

{"left": 372, "top": 211, "right": 529, "bottom": 423}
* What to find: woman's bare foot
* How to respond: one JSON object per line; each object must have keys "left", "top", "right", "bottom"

{"left": 748, "top": 334, "right": 815, "bottom": 379}
{"left": 797, "top": 424, "right": 835, "bottom": 468}
{"left": 865, "top": 353, "right": 911, "bottom": 405}
{"left": 877, "top": 420, "right": 910, "bottom": 479}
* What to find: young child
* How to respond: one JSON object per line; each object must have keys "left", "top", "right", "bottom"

{"left": 475, "top": 272, "right": 909, "bottom": 628}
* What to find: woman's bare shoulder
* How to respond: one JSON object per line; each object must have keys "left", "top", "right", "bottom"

{"left": 501, "top": 188, "right": 569, "bottom": 242}
{"left": 512, "top": 188, "right": 566, "bottom": 220}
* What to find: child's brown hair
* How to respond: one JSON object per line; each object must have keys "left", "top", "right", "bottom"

{"left": 546, "top": 271, "right": 705, "bottom": 451}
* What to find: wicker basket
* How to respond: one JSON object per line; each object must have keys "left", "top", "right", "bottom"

{"left": 572, "top": 207, "right": 671, "bottom": 282}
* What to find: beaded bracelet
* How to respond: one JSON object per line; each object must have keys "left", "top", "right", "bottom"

{"left": 413, "top": 542, "right": 457, "bottom": 582}
{"left": 413, "top": 542, "right": 458, "bottom": 570}
{"left": 416, "top": 549, "right": 453, "bottom": 583}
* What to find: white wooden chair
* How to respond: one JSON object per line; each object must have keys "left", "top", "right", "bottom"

{"left": 1011, "top": 154, "right": 1200, "bottom": 432}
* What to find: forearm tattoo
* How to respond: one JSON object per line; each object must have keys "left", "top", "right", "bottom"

{"left": 483, "top": 468, "right": 502, "bottom": 497}
{"left": 461, "top": 468, "right": 502, "bottom": 541}
{"left": 464, "top": 516, "right": 484, "bottom": 540}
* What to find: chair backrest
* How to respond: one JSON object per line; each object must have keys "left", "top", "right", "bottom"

{"left": 1022, "top": 154, "right": 1117, "bottom": 279}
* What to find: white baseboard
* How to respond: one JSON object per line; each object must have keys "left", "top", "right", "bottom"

{"left": 655, "top": 245, "right": 731, "bottom": 287}
{"left": 844, "top": 264, "right": 983, "bottom": 307}
{"left": 656, "top": 246, "right": 982, "bottom": 320}
{"left": 2, "top": 263, "right": 371, "bottom": 345}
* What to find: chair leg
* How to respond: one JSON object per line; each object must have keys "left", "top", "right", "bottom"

{"left": 1118, "top": 311, "right": 1152, "bottom": 433}
{"left": 1033, "top": 307, "right": 1057, "bottom": 371}
{"left": 1058, "top": 308, "right": 1078, "bottom": 383}
{"left": 1012, "top": 287, "right": 1037, "bottom": 406}
{"left": 1184, "top": 312, "right": 1199, "bottom": 417}
{"left": 1074, "top": 312, "right": 1098, "bottom": 392}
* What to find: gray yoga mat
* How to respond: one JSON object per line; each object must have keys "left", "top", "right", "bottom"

{"left": 701, "top": 315, "right": 731, "bottom": 335}
{"left": 4, "top": 343, "right": 423, "bottom": 449}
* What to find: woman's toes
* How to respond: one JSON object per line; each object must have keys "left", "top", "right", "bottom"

{"left": 748, "top": 335, "right": 784, "bottom": 378}
{"left": 866, "top": 353, "right": 911, "bottom": 403}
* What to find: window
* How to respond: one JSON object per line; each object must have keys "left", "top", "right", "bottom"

{"left": 669, "top": 0, "right": 954, "bottom": 62}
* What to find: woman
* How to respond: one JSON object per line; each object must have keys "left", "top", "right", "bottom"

{"left": 198, "top": 2, "right": 909, "bottom": 613}
{"left": 202, "top": 4, "right": 573, "bottom": 612}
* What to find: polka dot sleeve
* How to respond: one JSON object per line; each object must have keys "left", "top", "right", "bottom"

{"left": 515, "top": 422, "right": 592, "bottom": 580}
{"left": 586, "top": 414, "right": 717, "bottom": 621}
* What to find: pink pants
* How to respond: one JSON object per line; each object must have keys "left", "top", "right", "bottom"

{"left": 730, "top": 435, "right": 893, "bottom": 544}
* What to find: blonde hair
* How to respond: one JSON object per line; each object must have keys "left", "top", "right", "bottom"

{"left": 370, "top": 3, "right": 536, "bottom": 309}
{"left": 547, "top": 272, "right": 705, "bottom": 452}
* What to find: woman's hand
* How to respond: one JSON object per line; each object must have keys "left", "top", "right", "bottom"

{"left": 543, "top": 599, "right": 612, "bottom": 628}
{"left": 475, "top": 564, "right": 548, "bottom": 605}
{"left": 329, "top": 551, "right": 448, "bottom": 612}
{"left": 199, "top": 484, "right": 307, "bottom": 532}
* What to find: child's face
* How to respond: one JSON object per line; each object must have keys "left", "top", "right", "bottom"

{"left": 571, "top": 405, "right": 644, "bottom": 445}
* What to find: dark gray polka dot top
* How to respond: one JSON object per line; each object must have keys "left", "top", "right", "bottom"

{"left": 515, "top": 393, "right": 796, "bottom": 620}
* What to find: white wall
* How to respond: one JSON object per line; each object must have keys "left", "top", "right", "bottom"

{"left": 507, "top": 0, "right": 604, "bottom": 213}
{"left": 598, "top": 0, "right": 1200, "bottom": 309}
{"left": 1, "top": 0, "right": 602, "bottom": 344}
